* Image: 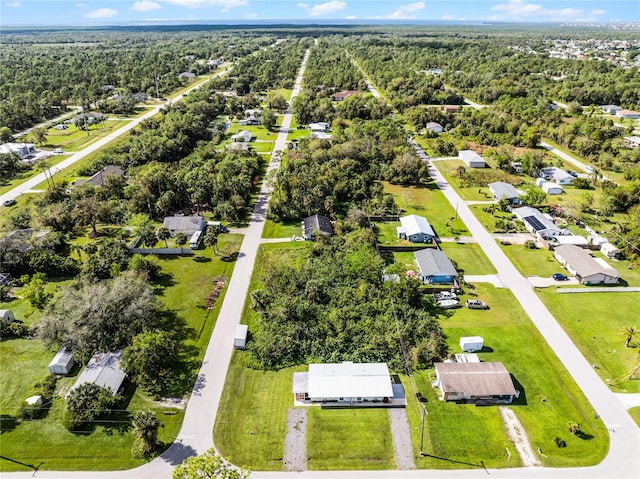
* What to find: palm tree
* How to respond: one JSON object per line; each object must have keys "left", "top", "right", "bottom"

{"left": 175, "top": 232, "right": 187, "bottom": 254}
{"left": 157, "top": 227, "right": 170, "bottom": 248}
{"left": 622, "top": 326, "right": 637, "bottom": 348}
{"left": 70, "top": 243, "right": 84, "bottom": 260}
{"left": 132, "top": 410, "right": 160, "bottom": 457}
{"left": 203, "top": 228, "right": 219, "bottom": 256}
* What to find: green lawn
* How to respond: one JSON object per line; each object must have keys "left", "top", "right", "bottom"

{"left": 468, "top": 204, "right": 520, "bottom": 234}
{"left": 537, "top": 289, "right": 640, "bottom": 393}
{"left": 262, "top": 218, "right": 301, "bottom": 239}
{"left": 0, "top": 154, "right": 71, "bottom": 196}
{"left": 43, "top": 120, "right": 129, "bottom": 152}
{"left": 439, "top": 242, "right": 497, "bottom": 275}
{"left": 406, "top": 284, "right": 608, "bottom": 468}
{"left": 628, "top": 407, "right": 640, "bottom": 427}
{"left": 499, "top": 242, "right": 563, "bottom": 278}
{"left": 307, "top": 408, "right": 395, "bottom": 470}
{"left": 0, "top": 236, "right": 242, "bottom": 472}
{"left": 226, "top": 123, "right": 278, "bottom": 141}
{"left": 270, "top": 88, "right": 293, "bottom": 102}
{"left": 435, "top": 160, "right": 495, "bottom": 201}
{"left": 382, "top": 181, "right": 469, "bottom": 237}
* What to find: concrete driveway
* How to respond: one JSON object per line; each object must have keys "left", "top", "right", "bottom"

{"left": 527, "top": 276, "right": 579, "bottom": 288}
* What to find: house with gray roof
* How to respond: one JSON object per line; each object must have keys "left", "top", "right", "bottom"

{"left": 434, "top": 362, "right": 517, "bottom": 404}
{"left": 231, "top": 130, "right": 253, "bottom": 143}
{"left": 414, "top": 249, "right": 458, "bottom": 284}
{"left": 459, "top": 150, "right": 486, "bottom": 168}
{"left": 488, "top": 182, "right": 522, "bottom": 205}
{"left": 74, "top": 165, "right": 124, "bottom": 188}
{"left": 302, "top": 214, "right": 333, "bottom": 240}
{"left": 554, "top": 244, "right": 620, "bottom": 285}
{"left": 0, "top": 142, "right": 36, "bottom": 159}
{"left": 162, "top": 215, "right": 206, "bottom": 237}
{"left": 426, "top": 122, "right": 444, "bottom": 133}
{"left": 69, "top": 351, "right": 126, "bottom": 396}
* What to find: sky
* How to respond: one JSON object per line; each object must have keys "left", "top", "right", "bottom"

{"left": 1, "top": 0, "right": 638, "bottom": 26}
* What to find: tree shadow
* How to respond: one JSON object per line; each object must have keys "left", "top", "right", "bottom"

{"left": 0, "top": 415, "right": 19, "bottom": 434}
{"left": 222, "top": 251, "right": 240, "bottom": 262}
{"left": 575, "top": 430, "right": 595, "bottom": 440}
{"left": 153, "top": 271, "right": 176, "bottom": 290}
{"left": 192, "top": 256, "right": 211, "bottom": 263}
{"left": 160, "top": 441, "right": 197, "bottom": 466}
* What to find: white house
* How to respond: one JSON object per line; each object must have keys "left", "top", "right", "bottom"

{"left": 540, "top": 167, "right": 573, "bottom": 185}
{"left": 309, "top": 122, "right": 330, "bottom": 132}
{"left": 396, "top": 214, "right": 436, "bottom": 243}
{"left": 48, "top": 347, "right": 75, "bottom": 375}
{"left": 554, "top": 245, "right": 620, "bottom": 285}
{"left": 600, "top": 242, "right": 621, "bottom": 259}
{"left": 513, "top": 206, "right": 568, "bottom": 239}
{"left": 239, "top": 109, "right": 262, "bottom": 126}
{"left": 234, "top": 324, "right": 248, "bottom": 349}
{"left": 616, "top": 109, "right": 640, "bottom": 119}
{"left": 426, "top": 122, "right": 444, "bottom": 133}
{"left": 292, "top": 362, "right": 397, "bottom": 405}
{"left": 69, "top": 351, "right": 126, "bottom": 396}
{"left": 542, "top": 182, "right": 564, "bottom": 195}
{"left": 600, "top": 105, "right": 622, "bottom": 114}
{"left": 624, "top": 136, "right": 640, "bottom": 148}
{"left": 0, "top": 142, "right": 36, "bottom": 159}
{"left": 458, "top": 150, "right": 486, "bottom": 168}
{"left": 433, "top": 362, "right": 517, "bottom": 404}
{"left": 231, "top": 130, "right": 252, "bottom": 143}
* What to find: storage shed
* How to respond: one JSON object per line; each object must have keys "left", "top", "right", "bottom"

{"left": 48, "top": 347, "right": 75, "bottom": 375}
{"left": 458, "top": 150, "right": 486, "bottom": 168}
{"left": 460, "top": 336, "right": 484, "bottom": 352}
{"left": 234, "top": 324, "right": 248, "bottom": 349}
{"left": 0, "top": 309, "right": 15, "bottom": 324}
{"left": 601, "top": 242, "right": 621, "bottom": 259}
{"left": 542, "top": 182, "right": 564, "bottom": 195}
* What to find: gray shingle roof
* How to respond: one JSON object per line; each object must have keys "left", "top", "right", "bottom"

{"left": 435, "top": 362, "right": 516, "bottom": 397}
{"left": 555, "top": 245, "right": 620, "bottom": 279}
{"left": 414, "top": 249, "right": 457, "bottom": 277}
{"left": 488, "top": 182, "right": 520, "bottom": 200}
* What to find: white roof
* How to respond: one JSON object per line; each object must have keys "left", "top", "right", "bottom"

{"left": 488, "top": 182, "right": 520, "bottom": 200}
{"left": 554, "top": 235, "right": 588, "bottom": 246}
{"left": 49, "top": 347, "right": 74, "bottom": 367}
{"left": 307, "top": 362, "right": 393, "bottom": 399}
{"left": 542, "top": 182, "right": 563, "bottom": 193}
{"left": 624, "top": 136, "right": 640, "bottom": 145}
{"left": 70, "top": 351, "right": 125, "bottom": 396}
{"left": 459, "top": 150, "right": 485, "bottom": 165}
{"left": 399, "top": 214, "right": 435, "bottom": 238}
{"left": 460, "top": 336, "right": 484, "bottom": 343}
{"left": 235, "top": 324, "right": 248, "bottom": 340}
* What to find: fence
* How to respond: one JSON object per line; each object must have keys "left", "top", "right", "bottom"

{"left": 130, "top": 248, "right": 193, "bottom": 255}
{"left": 557, "top": 287, "right": 640, "bottom": 294}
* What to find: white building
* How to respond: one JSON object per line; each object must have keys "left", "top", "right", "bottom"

{"left": 231, "top": 130, "right": 253, "bottom": 143}
{"left": 554, "top": 245, "right": 620, "bottom": 285}
{"left": 616, "top": 109, "right": 640, "bottom": 119}
{"left": 292, "top": 362, "right": 396, "bottom": 405}
{"left": 0, "top": 142, "right": 36, "bottom": 159}
{"left": 542, "top": 182, "right": 564, "bottom": 195}
{"left": 513, "top": 206, "right": 569, "bottom": 239}
{"left": 48, "top": 347, "right": 75, "bottom": 375}
{"left": 426, "top": 122, "right": 444, "bottom": 133}
{"left": 600, "top": 105, "right": 622, "bottom": 114}
{"left": 396, "top": 214, "right": 436, "bottom": 243}
{"left": 234, "top": 324, "right": 248, "bottom": 349}
{"left": 460, "top": 336, "right": 484, "bottom": 352}
{"left": 458, "top": 150, "right": 486, "bottom": 168}
{"left": 309, "top": 122, "right": 330, "bottom": 132}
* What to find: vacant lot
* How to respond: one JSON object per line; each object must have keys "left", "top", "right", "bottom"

{"left": 439, "top": 242, "right": 496, "bottom": 275}
{"left": 44, "top": 120, "right": 129, "bottom": 152}
{"left": 499, "top": 242, "right": 563, "bottom": 278}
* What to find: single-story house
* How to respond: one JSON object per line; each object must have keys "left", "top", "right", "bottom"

{"left": 513, "top": 206, "right": 568, "bottom": 239}
{"left": 488, "top": 182, "right": 522, "bottom": 205}
{"left": 0, "top": 310, "right": 15, "bottom": 324}
{"left": 69, "top": 351, "right": 126, "bottom": 396}
{"left": 601, "top": 105, "right": 622, "bottom": 114}
{"left": 310, "top": 131, "right": 332, "bottom": 140}
{"left": 554, "top": 244, "right": 620, "bottom": 285}
{"left": 292, "top": 362, "right": 396, "bottom": 404}
{"left": 231, "top": 130, "right": 253, "bottom": 143}
{"left": 601, "top": 242, "right": 621, "bottom": 259}
{"left": 162, "top": 215, "right": 206, "bottom": 237}
{"left": 397, "top": 214, "right": 436, "bottom": 243}
{"left": 0, "top": 229, "right": 50, "bottom": 253}
{"left": 302, "top": 214, "right": 333, "bottom": 240}
{"left": 309, "top": 122, "right": 330, "bottom": 132}
{"left": 74, "top": 112, "right": 104, "bottom": 125}
{"left": 48, "top": 347, "right": 75, "bottom": 375}
{"left": 439, "top": 105, "right": 461, "bottom": 114}
{"left": 542, "top": 182, "right": 564, "bottom": 195}
{"left": 0, "top": 142, "right": 36, "bottom": 159}
{"left": 414, "top": 248, "right": 458, "bottom": 284}
{"left": 624, "top": 136, "right": 640, "bottom": 148}
{"left": 616, "top": 109, "right": 640, "bottom": 119}
{"left": 74, "top": 165, "right": 125, "bottom": 188}
{"left": 239, "top": 109, "right": 262, "bottom": 126}
{"left": 458, "top": 150, "right": 486, "bottom": 168}
{"left": 426, "top": 122, "right": 444, "bottom": 133}
{"left": 227, "top": 141, "right": 249, "bottom": 151}
{"left": 540, "top": 167, "right": 573, "bottom": 185}
{"left": 433, "top": 362, "right": 517, "bottom": 404}
{"left": 551, "top": 235, "right": 589, "bottom": 247}
{"left": 132, "top": 92, "right": 148, "bottom": 102}
{"left": 331, "top": 90, "right": 360, "bottom": 101}
{"left": 177, "top": 72, "right": 196, "bottom": 79}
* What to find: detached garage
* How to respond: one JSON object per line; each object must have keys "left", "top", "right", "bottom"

{"left": 48, "top": 347, "right": 75, "bottom": 375}
{"left": 458, "top": 150, "right": 486, "bottom": 168}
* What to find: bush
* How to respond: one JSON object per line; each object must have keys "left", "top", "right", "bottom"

{"left": 18, "top": 403, "right": 41, "bottom": 420}
{"left": 572, "top": 177, "right": 592, "bottom": 189}
{"left": 554, "top": 436, "right": 567, "bottom": 448}
{"left": 524, "top": 239, "right": 538, "bottom": 249}
{"left": 65, "top": 383, "right": 120, "bottom": 430}
{"left": 0, "top": 321, "right": 31, "bottom": 339}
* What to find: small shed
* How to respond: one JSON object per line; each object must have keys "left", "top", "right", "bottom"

{"left": 48, "top": 347, "right": 75, "bottom": 375}
{"left": 426, "top": 122, "right": 444, "bottom": 133}
{"left": 25, "top": 395, "right": 43, "bottom": 407}
{"left": 601, "top": 242, "right": 621, "bottom": 259}
{"left": 234, "top": 324, "right": 248, "bottom": 349}
{"left": 460, "top": 336, "right": 484, "bottom": 352}
{"left": 542, "top": 182, "right": 563, "bottom": 195}
{"left": 458, "top": 150, "right": 486, "bottom": 168}
{"left": 0, "top": 310, "right": 15, "bottom": 324}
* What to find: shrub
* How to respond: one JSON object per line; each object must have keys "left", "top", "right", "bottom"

{"left": 554, "top": 436, "right": 567, "bottom": 448}
{"left": 524, "top": 239, "right": 538, "bottom": 249}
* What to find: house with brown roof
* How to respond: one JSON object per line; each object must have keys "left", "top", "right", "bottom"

{"left": 553, "top": 244, "right": 620, "bottom": 285}
{"left": 434, "top": 362, "right": 517, "bottom": 404}
{"left": 331, "top": 90, "right": 360, "bottom": 101}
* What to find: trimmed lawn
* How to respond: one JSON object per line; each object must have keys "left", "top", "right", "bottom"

{"left": 382, "top": 181, "right": 468, "bottom": 237}
{"left": 537, "top": 289, "right": 640, "bottom": 393}
{"left": 286, "top": 127, "right": 309, "bottom": 142}
{"left": 435, "top": 160, "right": 495, "bottom": 201}
{"left": 0, "top": 154, "right": 71, "bottom": 195}
{"left": 262, "top": 218, "right": 301, "bottom": 239}
{"left": 226, "top": 123, "right": 278, "bottom": 141}
{"left": 439, "top": 242, "right": 496, "bottom": 275}
{"left": 43, "top": 120, "right": 130, "bottom": 152}
{"left": 468, "top": 204, "right": 521, "bottom": 234}
{"left": 629, "top": 407, "right": 640, "bottom": 427}
{"left": 270, "top": 88, "right": 293, "bottom": 102}
{"left": 406, "top": 284, "right": 608, "bottom": 468}
{"left": 0, "top": 236, "right": 242, "bottom": 471}
{"left": 499, "top": 242, "right": 563, "bottom": 278}
{"left": 307, "top": 408, "right": 395, "bottom": 470}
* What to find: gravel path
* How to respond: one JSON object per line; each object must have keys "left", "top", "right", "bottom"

{"left": 388, "top": 409, "right": 416, "bottom": 470}
{"left": 284, "top": 408, "right": 308, "bottom": 471}
{"left": 499, "top": 407, "right": 540, "bottom": 467}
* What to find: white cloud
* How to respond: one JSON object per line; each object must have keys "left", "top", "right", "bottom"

{"left": 298, "top": 1, "right": 347, "bottom": 17}
{"left": 5, "top": 1, "right": 22, "bottom": 7}
{"left": 76, "top": 2, "right": 86, "bottom": 7}
{"left": 345, "top": 15, "right": 356, "bottom": 19}
{"left": 489, "top": 0, "right": 605, "bottom": 22}
{"left": 144, "top": 17, "right": 169, "bottom": 21}
{"left": 132, "top": 0, "right": 161, "bottom": 12}
{"left": 85, "top": 8, "right": 118, "bottom": 18}
{"left": 387, "top": 2, "right": 424, "bottom": 19}
{"left": 160, "top": 0, "right": 247, "bottom": 9}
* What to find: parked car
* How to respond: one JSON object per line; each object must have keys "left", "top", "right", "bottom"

{"left": 52, "top": 148, "right": 64, "bottom": 154}
{"left": 552, "top": 273, "right": 568, "bottom": 281}
{"left": 466, "top": 299, "right": 488, "bottom": 310}
{"left": 3, "top": 199, "right": 17, "bottom": 207}
{"left": 585, "top": 165, "right": 594, "bottom": 172}
{"left": 567, "top": 170, "right": 578, "bottom": 177}
{"left": 437, "top": 299, "right": 461, "bottom": 309}
{"left": 54, "top": 124, "right": 68, "bottom": 130}
{"left": 433, "top": 291, "right": 456, "bottom": 301}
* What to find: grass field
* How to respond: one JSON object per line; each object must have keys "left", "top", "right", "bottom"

{"left": 629, "top": 407, "right": 640, "bottom": 427}
{"left": 439, "top": 242, "right": 497, "bottom": 275}
{"left": 537, "top": 289, "right": 640, "bottom": 393}
{"left": 0, "top": 154, "right": 71, "bottom": 195}
{"left": 499, "top": 242, "right": 563, "bottom": 278}
{"left": 405, "top": 284, "right": 608, "bottom": 468}
{"left": 226, "top": 123, "right": 278, "bottom": 141}
{"left": 435, "top": 160, "right": 495, "bottom": 202}
{"left": 262, "top": 218, "right": 301, "bottom": 239}
{"left": 0, "top": 236, "right": 242, "bottom": 472}
{"left": 307, "top": 408, "right": 395, "bottom": 470}
{"left": 42, "top": 120, "right": 129, "bottom": 152}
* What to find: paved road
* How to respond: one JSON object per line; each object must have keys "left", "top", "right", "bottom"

{"left": 539, "top": 141, "right": 593, "bottom": 175}
{"left": 0, "top": 74, "right": 225, "bottom": 206}
{"left": 12, "top": 107, "right": 81, "bottom": 138}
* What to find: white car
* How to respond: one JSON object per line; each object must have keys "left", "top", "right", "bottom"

{"left": 437, "top": 299, "right": 461, "bottom": 309}
{"left": 53, "top": 148, "right": 64, "bottom": 154}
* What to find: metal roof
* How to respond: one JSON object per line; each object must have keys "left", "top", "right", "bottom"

{"left": 305, "top": 362, "right": 393, "bottom": 399}
{"left": 49, "top": 347, "right": 74, "bottom": 368}
{"left": 162, "top": 215, "right": 206, "bottom": 233}
{"left": 414, "top": 249, "right": 457, "bottom": 277}
{"left": 399, "top": 214, "right": 435, "bottom": 238}
{"left": 488, "top": 182, "right": 520, "bottom": 200}
{"left": 303, "top": 214, "right": 333, "bottom": 237}
{"left": 435, "top": 362, "right": 517, "bottom": 397}
{"left": 554, "top": 245, "right": 620, "bottom": 280}
{"left": 70, "top": 351, "right": 126, "bottom": 396}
